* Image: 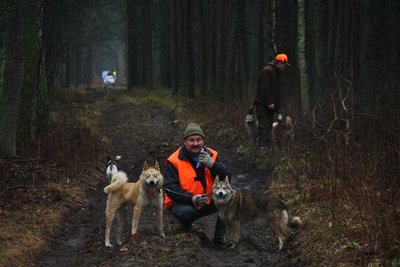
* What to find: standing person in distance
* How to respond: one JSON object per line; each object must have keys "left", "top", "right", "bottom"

{"left": 253, "top": 53, "right": 290, "bottom": 152}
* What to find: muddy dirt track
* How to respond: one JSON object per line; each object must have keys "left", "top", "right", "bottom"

{"left": 32, "top": 90, "right": 300, "bottom": 267}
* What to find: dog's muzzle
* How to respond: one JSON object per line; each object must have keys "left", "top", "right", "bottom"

{"left": 245, "top": 114, "right": 255, "bottom": 123}
{"left": 213, "top": 190, "right": 226, "bottom": 206}
{"left": 147, "top": 181, "right": 160, "bottom": 197}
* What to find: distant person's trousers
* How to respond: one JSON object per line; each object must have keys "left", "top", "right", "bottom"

{"left": 255, "top": 103, "right": 274, "bottom": 148}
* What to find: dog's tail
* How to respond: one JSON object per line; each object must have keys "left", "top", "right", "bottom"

{"left": 289, "top": 215, "right": 302, "bottom": 228}
{"left": 283, "top": 210, "right": 302, "bottom": 228}
{"left": 104, "top": 171, "right": 128, "bottom": 194}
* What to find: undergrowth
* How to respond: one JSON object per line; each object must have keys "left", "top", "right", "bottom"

{"left": 0, "top": 86, "right": 108, "bottom": 266}
{"left": 270, "top": 97, "right": 400, "bottom": 266}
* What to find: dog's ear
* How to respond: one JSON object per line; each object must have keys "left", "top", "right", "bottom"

{"left": 115, "top": 155, "right": 121, "bottom": 161}
{"left": 224, "top": 176, "right": 229, "bottom": 183}
{"left": 107, "top": 156, "right": 111, "bottom": 162}
{"left": 214, "top": 175, "right": 220, "bottom": 183}
{"left": 143, "top": 160, "right": 150, "bottom": 170}
{"left": 224, "top": 176, "right": 233, "bottom": 190}
{"left": 154, "top": 160, "right": 160, "bottom": 170}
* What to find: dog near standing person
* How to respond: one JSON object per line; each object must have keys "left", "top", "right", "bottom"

{"left": 244, "top": 105, "right": 259, "bottom": 148}
{"left": 271, "top": 114, "right": 295, "bottom": 153}
{"left": 104, "top": 159, "right": 165, "bottom": 247}
{"left": 244, "top": 110, "right": 260, "bottom": 168}
{"left": 253, "top": 53, "right": 290, "bottom": 151}
{"left": 163, "top": 123, "right": 231, "bottom": 247}
{"left": 212, "top": 175, "right": 301, "bottom": 250}
{"left": 105, "top": 155, "right": 121, "bottom": 183}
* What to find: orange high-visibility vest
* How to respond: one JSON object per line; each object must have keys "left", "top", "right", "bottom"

{"left": 164, "top": 147, "right": 218, "bottom": 209}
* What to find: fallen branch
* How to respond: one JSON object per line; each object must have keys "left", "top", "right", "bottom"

{"left": 1, "top": 185, "right": 28, "bottom": 198}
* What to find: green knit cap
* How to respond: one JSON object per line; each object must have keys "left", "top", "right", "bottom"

{"left": 183, "top": 123, "right": 205, "bottom": 139}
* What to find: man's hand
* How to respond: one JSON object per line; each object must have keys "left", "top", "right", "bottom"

{"left": 268, "top": 103, "right": 275, "bottom": 109}
{"left": 192, "top": 194, "right": 209, "bottom": 207}
{"left": 199, "top": 150, "right": 213, "bottom": 168}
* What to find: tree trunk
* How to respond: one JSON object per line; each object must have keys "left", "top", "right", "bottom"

{"left": 297, "top": 0, "right": 309, "bottom": 110}
{"left": 184, "top": 0, "right": 194, "bottom": 98}
{"left": 208, "top": 1, "right": 217, "bottom": 96}
{"left": 0, "top": 7, "right": 24, "bottom": 158}
{"left": 359, "top": 0, "right": 378, "bottom": 112}
{"left": 127, "top": 0, "right": 138, "bottom": 89}
{"left": 198, "top": 0, "right": 208, "bottom": 95}
{"left": 170, "top": 0, "right": 179, "bottom": 96}
{"left": 237, "top": 0, "right": 249, "bottom": 99}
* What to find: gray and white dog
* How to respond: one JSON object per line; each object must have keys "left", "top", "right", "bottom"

{"left": 106, "top": 155, "right": 121, "bottom": 183}
{"left": 212, "top": 175, "right": 302, "bottom": 250}
{"left": 245, "top": 113, "right": 259, "bottom": 147}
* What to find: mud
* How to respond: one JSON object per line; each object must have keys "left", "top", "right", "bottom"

{"left": 33, "top": 90, "right": 300, "bottom": 267}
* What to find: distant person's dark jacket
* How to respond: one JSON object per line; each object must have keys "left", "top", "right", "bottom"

{"left": 254, "top": 63, "right": 281, "bottom": 111}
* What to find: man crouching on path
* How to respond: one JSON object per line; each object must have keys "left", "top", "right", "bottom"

{"left": 163, "top": 122, "right": 230, "bottom": 247}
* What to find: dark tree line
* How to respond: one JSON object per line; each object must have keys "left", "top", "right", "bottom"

{"left": 44, "top": 0, "right": 126, "bottom": 90}
{"left": 1, "top": 0, "right": 399, "bottom": 158}
{"left": 1, "top": 0, "right": 47, "bottom": 158}
{"left": 127, "top": 0, "right": 277, "bottom": 100}
{"left": 0, "top": 0, "right": 125, "bottom": 158}
{"left": 127, "top": 0, "right": 400, "bottom": 112}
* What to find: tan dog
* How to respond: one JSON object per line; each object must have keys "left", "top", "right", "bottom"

{"left": 271, "top": 115, "right": 294, "bottom": 153}
{"left": 212, "top": 176, "right": 301, "bottom": 250}
{"left": 104, "top": 160, "right": 165, "bottom": 247}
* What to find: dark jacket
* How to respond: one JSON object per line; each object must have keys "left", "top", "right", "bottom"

{"left": 163, "top": 146, "right": 229, "bottom": 207}
{"left": 254, "top": 63, "right": 281, "bottom": 111}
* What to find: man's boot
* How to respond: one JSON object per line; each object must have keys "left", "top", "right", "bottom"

{"left": 213, "top": 217, "right": 227, "bottom": 247}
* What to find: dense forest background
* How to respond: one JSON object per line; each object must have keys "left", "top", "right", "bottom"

{"left": 1, "top": 1, "right": 400, "bottom": 265}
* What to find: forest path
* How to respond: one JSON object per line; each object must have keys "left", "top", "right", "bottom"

{"left": 33, "top": 90, "right": 298, "bottom": 266}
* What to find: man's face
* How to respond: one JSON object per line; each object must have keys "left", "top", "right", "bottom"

{"left": 276, "top": 61, "right": 287, "bottom": 72}
{"left": 184, "top": 135, "right": 204, "bottom": 154}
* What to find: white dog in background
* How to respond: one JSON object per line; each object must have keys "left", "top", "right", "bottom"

{"left": 106, "top": 155, "right": 121, "bottom": 183}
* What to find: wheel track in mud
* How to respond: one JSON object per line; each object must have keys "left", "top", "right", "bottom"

{"left": 33, "top": 91, "right": 300, "bottom": 266}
